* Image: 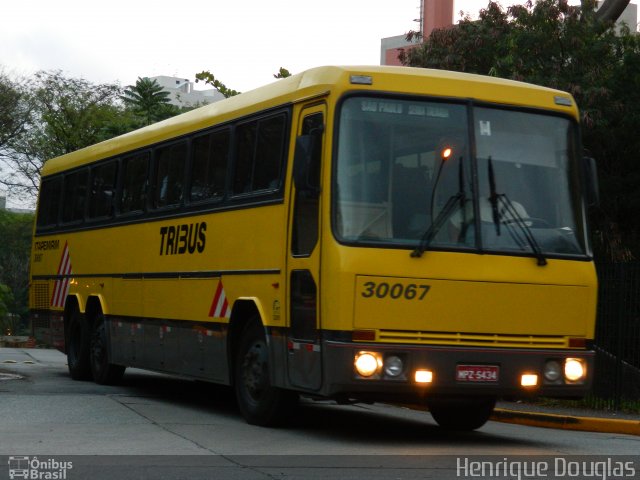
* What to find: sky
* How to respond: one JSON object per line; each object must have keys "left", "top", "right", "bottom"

{"left": 0, "top": 0, "right": 633, "bottom": 208}
{"left": 1, "top": 0, "right": 523, "bottom": 94}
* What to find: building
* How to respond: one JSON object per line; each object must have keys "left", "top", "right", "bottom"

{"left": 149, "top": 76, "right": 225, "bottom": 108}
{"left": 380, "top": 0, "right": 453, "bottom": 66}
{"left": 381, "top": 0, "right": 638, "bottom": 67}
{"left": 605, "top": 0, "right": 639, "bottom": 31}
{"left": 0, "top": 195, "right": 34, "bottom": 214}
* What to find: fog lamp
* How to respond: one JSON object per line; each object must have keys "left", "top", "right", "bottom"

{"left": 384, "top": 355, "right": 404, "bottom": 377}
{"left": 415, "top": 369, "right": 433, "bottom": 384}
{"left": 543, "top": 360, "right": 562, "bottom": 382}
{"left": 354, "top": 351, "right": 382, "bottom": 377}
{"left": 521, "top": 374, "right": 538, "bottom": 387}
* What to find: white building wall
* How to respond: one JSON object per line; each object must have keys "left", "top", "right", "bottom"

{"left": 149, "top": 76, "right": 225, "bottom": 108}
{"left": 601, "top": 1, "right": 639, "bottom": 31}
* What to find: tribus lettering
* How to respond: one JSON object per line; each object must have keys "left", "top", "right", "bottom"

{"left": 159, "top": 222, "right": 206, "bottom": 255}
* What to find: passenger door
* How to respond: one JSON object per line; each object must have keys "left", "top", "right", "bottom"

{"left": 286, "top": 103, "right": 325, "bottom": 391}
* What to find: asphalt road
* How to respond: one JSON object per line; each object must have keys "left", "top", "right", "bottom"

{"left": 1, "top": 348, "right": 639, "bottom": 479}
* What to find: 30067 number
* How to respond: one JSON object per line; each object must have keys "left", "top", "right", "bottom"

{"left": 361, "top": 282, "right": 430, "bottom": 300}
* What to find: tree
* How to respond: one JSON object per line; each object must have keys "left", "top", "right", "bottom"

{"left": 1, "top": 71, "right": 124, "bottom": 203}
{"left": 0, "top": 71, "right": 31, "bottom": 153}
{"left": 121, "top": 77, "right": 179, "bottom": 125}
{"left": 195, "top": 67, "right": 293, "bottom": 98}
{"left": 273, "top": 67, "right": 292, "bottom": 79}
{"left": 0, "top": 71, "right": 33, "bottom": 201}
{"left": 595, "top": 0, "right": 631, "bottom": 22}
{"left": 195, "top": 71, "right": 240, "bottom": 98}
{"left": 0, "top": 283, "right": 12, "bottom": 320}
{"left": 0, "top": 210, "right": 33, "bottom": 326}
{"left": 401, "top": 0, "right": 640, "bottom": 259}
{"left": 0, "top": 283, "right": 20, "bottom": 336}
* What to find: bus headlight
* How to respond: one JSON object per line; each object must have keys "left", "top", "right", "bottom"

{"left": 383, "top": 355, "right": 404, "bottom": 377}
{"left": 354, "top": 352, "right": 382, "bottom": 377}
{"left": 564, "top": 358, "right": 586, "bottom": 383}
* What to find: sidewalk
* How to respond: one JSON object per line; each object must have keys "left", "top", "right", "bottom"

{"left": 494, "top": 400, "right": 640, "bottom": 436}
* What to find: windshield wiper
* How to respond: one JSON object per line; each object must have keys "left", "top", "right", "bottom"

{"left": 411, "top": 156, "right": 466, "bottom": 258}
{"left": 487, "top": 157, "right": 547, "bottom": 267}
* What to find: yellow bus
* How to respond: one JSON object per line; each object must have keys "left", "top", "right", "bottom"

{"left": 30, "top": 66, "right": 599, "bottom": 430}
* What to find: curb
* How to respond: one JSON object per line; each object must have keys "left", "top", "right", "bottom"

{"left": 492, "top": 408, "right": 640, "bottom": 436}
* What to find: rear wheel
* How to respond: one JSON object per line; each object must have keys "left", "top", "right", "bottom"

{"left": 234, "top": 322, "right": 296, "bottom": 426}
{"left": 67, "top": 307, "right": 92, "bottom": 381}
{"left": 427, "top": 396, "right": 496, "bottom": 431}
{"left": 90, "top": 311, "right": 125, "bottom": 385}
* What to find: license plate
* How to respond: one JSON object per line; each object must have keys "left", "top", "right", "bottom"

{"left": 456, "top": 365, "right": 499, "bottom": 382}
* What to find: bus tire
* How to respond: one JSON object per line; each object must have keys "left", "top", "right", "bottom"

{"left": 67, "top": 307, "right": 92, "bottom": 381}
{"left": 90, "top": 311, "right": 125, "bottom": 385}
{"left": 234, "top": 322, "right": 295, "bottom": 426}
{"left": 427, "top": 396, "right": 496, "bottom": 431}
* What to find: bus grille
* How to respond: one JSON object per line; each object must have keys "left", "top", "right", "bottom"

{"left": 33, "top": 283, "right": 50, "bottom": 310}
{"left": 377, "top": 330, "right": 569, "bottom": 348}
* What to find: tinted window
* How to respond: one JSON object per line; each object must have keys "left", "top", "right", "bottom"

{"left": 120, "top": 152, "right": 149, "bottom": 214}
{"left": 233, "top": 122, "right": 257, "bottom": 194}
{"left": 254, "top": 115, "right": 286, "bottom": 190}
{"left": 61, "top": 169, "right": 89, "bottom": 223}
{"left": 232, "top": 113, "right": 287, "bottom": 195}
{"left": 37, "top": 177, "right": 63, "bottom": 228}
{"left": 190, "top": 130, "right": 229, "bottom": 202}
{"left": 88, "top": 161, "right": 118, "bottom": 219}
{"left": 292, "top": 112, "right": 323, "bottom": 256}
{"left": 154, "top": 142, "right": 187, "bottom": 209}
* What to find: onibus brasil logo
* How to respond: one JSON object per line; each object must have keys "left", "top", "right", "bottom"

{"left": 8, "top": 456, "right": 72, "bottom": 479}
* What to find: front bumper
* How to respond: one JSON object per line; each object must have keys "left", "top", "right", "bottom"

{"left": 321, "top": 340, "right": 594, "bottom": 402}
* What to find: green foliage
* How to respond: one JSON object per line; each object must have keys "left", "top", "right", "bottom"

{"left": 401, "top": 0, "right": 640, "bottom": 259}
{"left": 29, "top": 71, "right": 123, "bottom": 158}
{"left": 1, "top": 70, "right": 125, "bottom": 202}
{"left": 0, "top": 71, "right": 33, "bottom": 201}
{"left": 121, "top": 77, "right": 180, "bottom": 126}
{"left": 273, "top": 67, "right": 292, "bottom": 79}
{"left": 0, "top": 70, "right": 30, "bottom": 151}
{"left": 195, "top": 71, "right": 240, "bottom": 98}
{"left": 0, "top": 209, "right": 33, "bottom": 322}
{"left": 0, "top": 283, "right": 12, "bottom": 319}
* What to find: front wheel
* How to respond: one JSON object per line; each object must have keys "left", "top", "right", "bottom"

{"left": 234, "top": 322, "right": 296, "bottom": 426}
{"left": 427, "top": 396, "right": 496, "bottom": 431}
{"left": 90, "top": 312, "right": 125, "bottom": 385}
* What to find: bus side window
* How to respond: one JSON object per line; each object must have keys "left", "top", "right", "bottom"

{"left": 61, "top": 169, "right": 89, "bottom": 224}
{"left": 120, "top": 152, "right": 149, "bottom": 214}
{"left": 36, "top": 177, "right": 63, "bottom": 229}
{"left": 190, "top": 129, "right": 229, "bottom": 203}
{"left": 233, "top": 122, "right": 257, "bottom": 194}
{"left": 232, "top": 113, "right": 287, "bottom": 195}
{"left": 88, "top": 160, "right": 118, "bottom": 219}
{"left": 254, "top": 114, "right": 286, "bottom": 191}
{"left": 154, "top": 141, "right": 187, "bottom": 209}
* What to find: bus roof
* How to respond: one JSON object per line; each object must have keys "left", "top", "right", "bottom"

{"left": 41, "top": 65, "right": 578, "bottom": 177}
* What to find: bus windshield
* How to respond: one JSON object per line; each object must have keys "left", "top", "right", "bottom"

{"left": 334, "top": 96, "right": 587, "bottom": 258}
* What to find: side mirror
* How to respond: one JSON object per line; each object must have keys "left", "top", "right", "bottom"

{"left": 293, "top": 133, "right": 321, "bottom": 198}
{"left": 583, "top": 156, "right": 599, "bottom": 207}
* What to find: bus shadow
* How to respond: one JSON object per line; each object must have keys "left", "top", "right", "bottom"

{"left": 110, "top": 370, "right": 547, "bottom": 448}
